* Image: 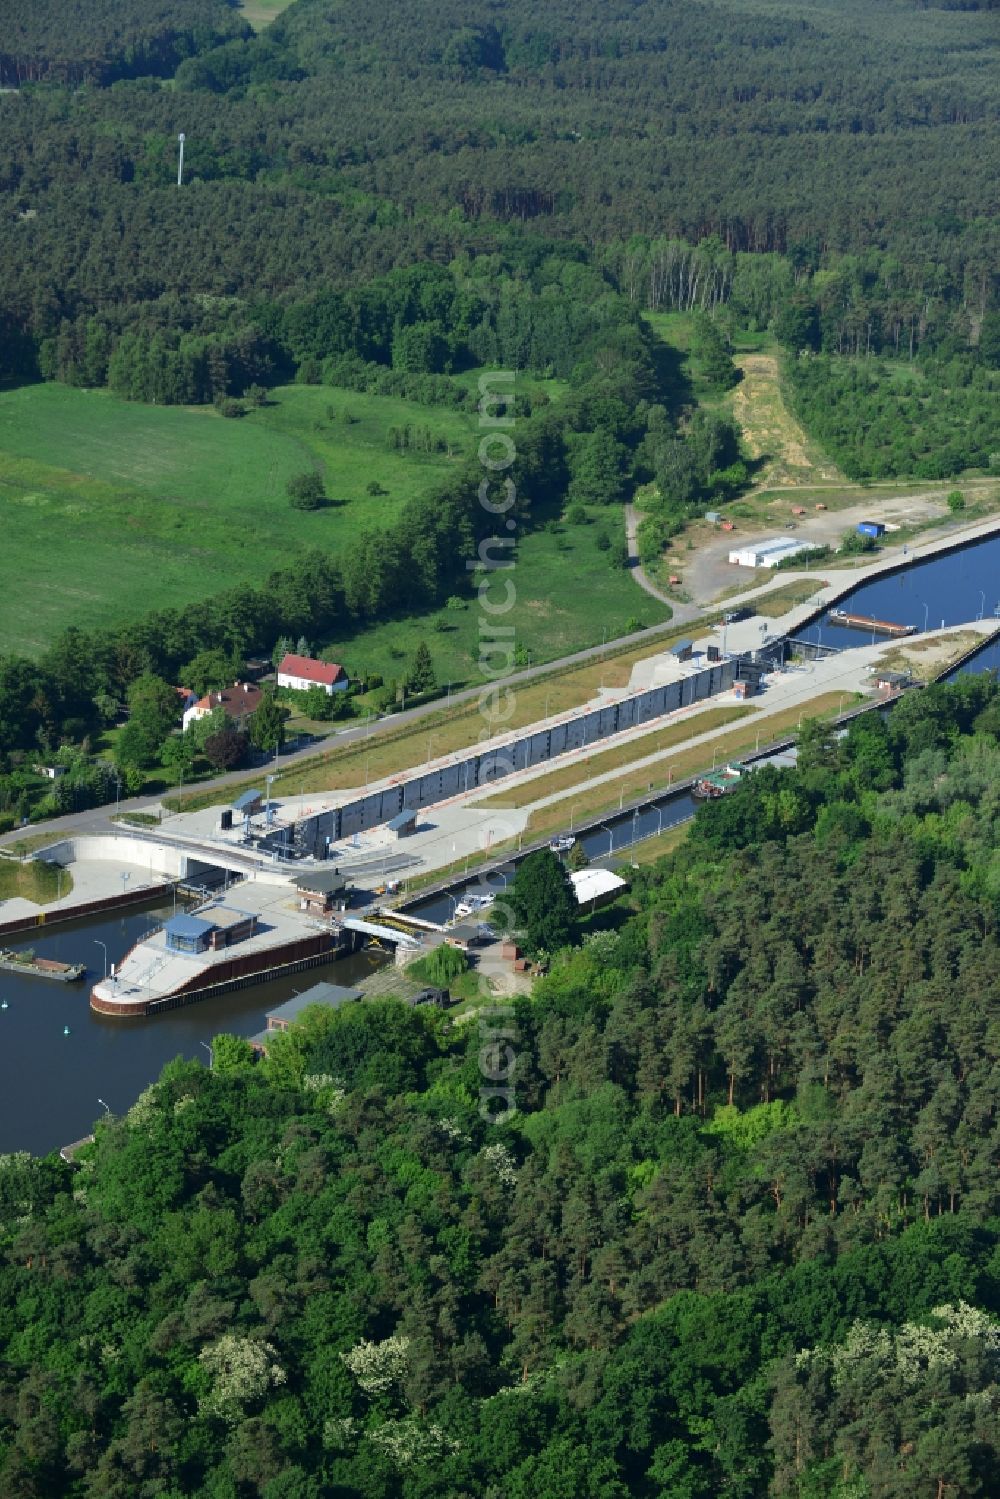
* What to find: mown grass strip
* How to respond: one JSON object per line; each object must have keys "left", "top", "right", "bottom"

{"left": 167, "top": 622, "right": 701, "bottom": 812}
{"left": 521, "top": 692, "right": 857, "bottom": 838}
{"left": 476, "top": 705, "right": 753, "bottom": 810}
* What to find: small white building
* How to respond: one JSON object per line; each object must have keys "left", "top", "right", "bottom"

{"left": 571, "top": 867, "right": 628, "bottom": 908}
{"left": 276, "top": 653, "right": 348, "bottom": 695}
{"left": 729, "top": 536, "right": 815, "bottom": 569}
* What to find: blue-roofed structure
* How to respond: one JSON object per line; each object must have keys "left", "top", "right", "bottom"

{"left": 232, "top": 789, "right": 263, "bottom": 814}
{"left": 165, "top": 914, "right": 217, "bottom": 953}
{"left": 387, "top": 807, "right": 418, "bottom": 839}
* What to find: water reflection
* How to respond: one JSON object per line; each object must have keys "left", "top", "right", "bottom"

{"left": 0, "top": 900, "right": 384, "bottom": 1156}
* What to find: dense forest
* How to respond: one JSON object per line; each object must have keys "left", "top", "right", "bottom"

{"left": 3, "top": 4, "right": 1000, "bottom": 1484}
{"left": 0, "top": 0, "right": 998, "bottom": 375}
{"left": 785, "top": 349, "right": 1000, "bottom": 480}
{"left": 2, "top": 680, "right": 1000, "bottom": 1495}
{"left": 0, "top": 0, "right": 249, "bottom": 87}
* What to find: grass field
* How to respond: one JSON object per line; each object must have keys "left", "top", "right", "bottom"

{"left": 0, "top": 382, "right": 470, "bottom": 655}
{"left": 748, "top": 578, "right": 832, "bottom": 617}
{"left": 0, "top": 381, "right": 661, "bottom": 672}
{"left": 729, "top": 353, "right": 843, "bottom": 488}
{"left": 623, "top": 820, "right": 692, "bottom": 865}
{"left": 642, "top": 312, "right": 839, "bottom": 486}
{"left": 237, "top": 0, "right": 295, "bottom": 29}
{"left": 873, "top": 629, "right": 987, "bottom": 682}
{"left": 0, "top": 859, "right": 71, "bottom": 903}
{"left": 338, "top": 509, "right": 667, "bottom": 691}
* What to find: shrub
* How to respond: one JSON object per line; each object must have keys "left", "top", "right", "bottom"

{"left": 419, "top": 944, "right": 468, "bottom": 986}
{"left": 287, "top": 472, "right": 326, "bottom": 510}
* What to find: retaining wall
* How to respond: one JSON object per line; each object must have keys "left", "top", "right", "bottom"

{"left": 0, "top": 881, "right": 172, "bottom": 938}
{"left": 90, "top": 931, "right": 345, "bottom": 1016}
{"left": 36, "top": 835, "right": 191, "bottom": 877}
{"left": 281, "top": 659, "right": 736, "bottom": 856}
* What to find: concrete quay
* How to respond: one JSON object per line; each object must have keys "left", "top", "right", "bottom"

{"left": 89, "top": 879, "right": 346, "bottom": 1017}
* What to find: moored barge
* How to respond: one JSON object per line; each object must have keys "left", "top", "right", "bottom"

{"left": 0, "top": 948, "right": 85, "bottom": 982}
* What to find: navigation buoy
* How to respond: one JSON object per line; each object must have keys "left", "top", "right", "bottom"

{"left": 0, "top": 999, "right": 7, "bottom": 1010}
{"left": 63, "top": 1025, "right": 71, "bottom": 1036}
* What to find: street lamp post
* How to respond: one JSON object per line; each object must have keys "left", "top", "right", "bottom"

{"left": 94, "top": 940, "right": 108, "bottom": 981}
{"left": 200, "top": 1041, "right": 213, "bottom": 1069}
{"left": 97, "top": 1098, "right": 111, "bottom": 1116}
{"left": 921, "top": 601, "right": 929, "bottom": 633}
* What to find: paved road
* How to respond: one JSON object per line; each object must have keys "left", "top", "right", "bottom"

{"left": 0, "top": 611, "right": 691, "bottom": 850}
{"left": 8, "top": 505, "right": 999, "bottom": 856}
{"left": 623, "top": 503, "right": 701, "bottom": 621}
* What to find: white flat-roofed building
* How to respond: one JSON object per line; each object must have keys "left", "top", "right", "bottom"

{"left": 571, "top": 867, "right": 628, "bottom": 908}
{"left": 729, "top": 536, "right": 816, "bottom": 569}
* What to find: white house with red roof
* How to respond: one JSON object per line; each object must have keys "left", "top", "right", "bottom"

{"left": 182, "top": 682, "right": 263, "bottom": 733}
{"left": 276, "top": 653, "right": 348, "bottom": 695}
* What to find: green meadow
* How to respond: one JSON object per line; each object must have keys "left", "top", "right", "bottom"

{"left": 0, "top": 382, "right": 469, "bottom": 655}
{"left": 0, "top": 381, "right": 664, "bottom": 671}
{"left": 338, "top": 507, "right": 667, "bottom": 694}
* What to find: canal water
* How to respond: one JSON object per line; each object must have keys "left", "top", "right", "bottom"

{"left": 0, "top": 902, "right": 386, "bottom": 1156}
{"left": 790, "top": 530, "right": 1000, "bottom": 651}
{"left": 4, "top": 531, "right": 1000, "bottom": 1157}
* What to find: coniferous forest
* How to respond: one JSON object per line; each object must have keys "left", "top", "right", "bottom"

{"left": 2, "top": 0, "right": 1000, "bottom": 1493}
{"left": 3, "top": 682, "right": 1000, "bottom": 1495}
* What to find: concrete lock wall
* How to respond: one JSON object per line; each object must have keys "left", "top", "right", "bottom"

{"left": 282, "top": 660, "right": 735, "bottom": 854}
{"left": 38, "top": 836, "right": 191, "bottom": 877}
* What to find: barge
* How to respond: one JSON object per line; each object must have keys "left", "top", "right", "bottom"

{"left": 0, "top": 948, "right": 85, "bottom": 982}
{"left": 829, "top": 609, "right": 916, "bottom": 638}
{"left": 692, "top": 762, "right": 746, "bottom": 800}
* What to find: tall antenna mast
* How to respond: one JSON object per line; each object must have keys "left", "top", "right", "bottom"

{"left": 177, "top": 132, "right": 186, "bottom": 186}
